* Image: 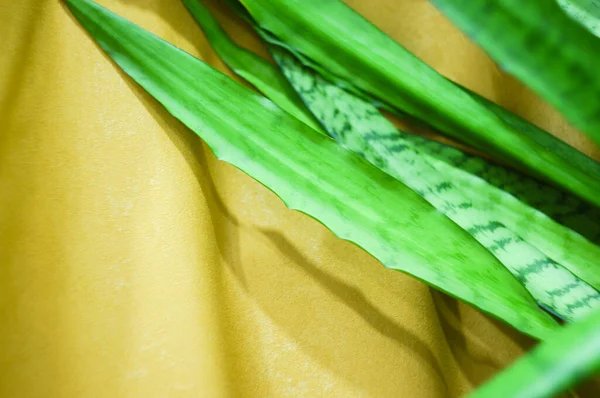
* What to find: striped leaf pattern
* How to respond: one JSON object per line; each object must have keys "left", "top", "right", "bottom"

{"left": 239, "top": 0, "right": 600, "bottom": 206}
{"left": 271, "top": 46, "right": 600, "bottom": 321}
{"left": 190, "top": 0, "right": 600, "bottom": 295}
{"left": 65, "top": 0, "right": 560, "bottom": 339}
{"left": 401, "top": 133, "right": 600, "bottom": 246}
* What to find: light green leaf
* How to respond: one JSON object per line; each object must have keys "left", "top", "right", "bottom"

{"left": 558, "top": 0, "right": 600, "bottom": 38}
{"left": 471, "top": 308, "right": 600, "bottom": 398}
{"left": 189, "top": 0, "right": 600, "bottom": 294}
{"left": 430, "top": 0, "right": 600, "bottom": 147}
{"left": 271, "top": 44, "right": 600, "bottom": 321}
{"left": 65, "top": 0, "right": 559, "bottom": 339}
{"left": 402, "top": 133, "right": 600, "bottom": 292}
{"left": 238, "top": 0, "right": 600, "bottom": 207}
{"left": 224, "top": 0, "right": 600, "bottom": 195}
{"left": 180, "top": 0, "right": 322, "bottom": 132}
{"left": 400, "top": 133, "right": 600, "bottom": 247}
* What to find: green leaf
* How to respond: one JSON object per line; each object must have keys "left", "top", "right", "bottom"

{"left": 430, "top": 0, "right": 600, "bottom": 147}
{"left": 189, "top": 0, "right": 600, "bottom": 293}
{"left": 180, "top": 0, "right": 322, "bottom": 132}
{"left": 471, "top": 308, "right": 600, "bottom": 398}
{"left": 271, "top": 44, "right": 600, "bottom": 321}
{"left": 237, "top": 0, "right": 600, "bottom": 207}
{"left": 400, "top": 134, "right": 600, "bottom": 292}
{"left": 398, "top": 133, "right": 600, "bottom": 248}
{"left": 268, "top": 36, "right": 600, "bottom": 242}
{"left": 65, "top": 0, "right": 559, "bottom": 339}
{"left": 558, "top": 0, "right": 600, "bottom": 38}
{"left": 254, "top": 24, "right": 600, "bottom": 204}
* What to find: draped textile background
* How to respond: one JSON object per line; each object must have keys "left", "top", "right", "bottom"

{"left": 1, "top": 0, "right": 598, "bottom": 397}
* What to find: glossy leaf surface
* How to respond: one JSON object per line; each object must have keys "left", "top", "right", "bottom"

{"left": 558, "top": 0, "right": 600, "bottom": 37}
{"left": 400, "top": 134, "right": 600, "bottom": 247}
{"left": 431, "top": 0, "right": 600, "bottom": 146}
{"left": 271, "top": 45, "right": 600, "bottom": 321}
{"left": 192, "top": 0, "right": 600, "bottom": 294}
{"left": 471, "top": 308, "right": 600, "bottom": 398}
{"left": 65, "top": 0, "right": 559, "bottom": 339}
{"left": 181, "top": 0, "right": 321, "bottom": 131}
{"left": 238, "top": 0, "right": 600, "bottom": 207}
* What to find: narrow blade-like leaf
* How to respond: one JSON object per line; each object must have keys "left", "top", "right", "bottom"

{"left": 271, "top": 45, "right": 600, "bottom": 321}
{"left": 191, "top": 0, "right": 600, "bottom": 292}
{"left": 238, "top": 0, "right": 600, "bottom": 207}
{"left": 558, "top": 0, "right": 600, "bottom": 37}
{"left": 180, "top": 0, "right": 322, "bottom": 131}
{"left": 471, "top": 308, "right": 600, "bottom": 398}
{"left": 65, "top": 0, "right": 559, "bottom": 338}
{"left": 400, "top": 133, "right": 600, "bottom": 247}
{"left": 430, "top": 0, "right": 600, "bottom": 146}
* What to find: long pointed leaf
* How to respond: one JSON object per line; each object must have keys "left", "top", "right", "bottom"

{"left": 400, "top": 134, "right": 600, "bottom": 247}
{"left": 559, "top": 0, "right": 600, "bottom": 37}
{"left": 430, "top": 0, "right": 600, "bottom": 146}
{"left": 188, "top": 0, "right": 600, "bottom": 294}
{"left": 238, "top": 0, "right": 600, "bottom": 207}
{"left": 65, "top": 0, "right": 559, "bottom": 339}
{"left": 271, "top": 45, "right": 600, "bottom": 321}
{"left": 471, "top": 308, "right": 600, "bottom": 398}
{"left": 252, "top": 25, "right": 600, "bottom": 201}
{"left": 180, "top": 0, "right": 321, "bottom": 132}
{"left": 189, "top": 0, "right": 600, "bottom": 293}
{"left": 223, "top": 0, "right": 600, "bottom": 196}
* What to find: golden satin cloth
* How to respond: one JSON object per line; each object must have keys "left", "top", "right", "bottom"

{"left": 1, "top": 1, "right": 598, "bottom": 396}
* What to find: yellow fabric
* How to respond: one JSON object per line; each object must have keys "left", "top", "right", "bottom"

{"left": 0, "top": 0, "right": 596, "bottom": 397}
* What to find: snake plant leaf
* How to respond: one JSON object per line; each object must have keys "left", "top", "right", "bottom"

{"left": 190, "top": 0, "right": 600, "bottom": 292}
{"left": 180, "top": 0, "right": 322, "bottom": 132}
{"left": 404, "top": 135, "right": 600, "bottom": 292}
{"left": 237, "top": 0, "right": 600, "bottom": 207}
{"left": 226, "top": 0, "right": 600, "bottom": 247}
{"left": 400, "top": 134, "right": 600, "bottom": 247}
{"left": 255, "top": 25, "right": 600, "bottom": 201}
{"left": 430, "top": 0, "right": 600, "bottom": 147}
{"left": 271, "top": 45, "right": 600, "bottom": 321}
{"left": 65, "top": 0, "right": 560, "bottom": 339}
{"left": 224, "top": 0, "right": 600, "bottom": 190}
{"left": 558, "top": 0, "right": 600, "bottom": 37}
{"left": 471, "top": 308, "right": 600, "bottom": 398}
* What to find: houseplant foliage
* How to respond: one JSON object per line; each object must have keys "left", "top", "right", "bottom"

{"left": 64, "top": 0, "right": 559, "bottom": 341}
{"left": 65, "top": 0, "right": 600, "bottom": 395}
{"left": 235, "top": 0, "right": 600, "bottom": 207}
{"left": 559, "top": 0, "right": 600, "bottom": 37}
{"left": 471, "top": 307, "right": 600, "bottom": 398}
{"left": 429, "top": 0, "right": 600, "bottom": 146}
